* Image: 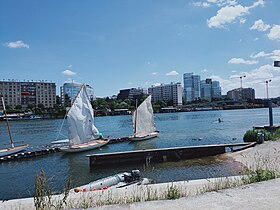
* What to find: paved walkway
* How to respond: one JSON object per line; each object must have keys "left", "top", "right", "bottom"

{"left": 91, "top": 178, "right": 280, "bottom": 210}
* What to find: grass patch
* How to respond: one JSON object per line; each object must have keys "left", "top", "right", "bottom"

{"left": 245, "top": 168, "right": 278, "bottom": 183}
{"left": 33, "top": 169, "right": 72, "bottom": 210}
{"left": 166, "top": 185, "right": 181, "bottom": 200}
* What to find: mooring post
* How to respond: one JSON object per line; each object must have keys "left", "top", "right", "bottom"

{"left": 269, "top": 100, "right": 273, "bottom": 127}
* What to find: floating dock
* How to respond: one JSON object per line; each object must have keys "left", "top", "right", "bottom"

{"left": 87, "top": 143, "right": 254, "bottom": 167}
{"left": 108, "top": 137, "right": 130, "bottom": 144}
{"left": 253, "top": 124, "right": 280, "bottom": 131}
{"left": 0, "top": 147, "right": 60, "bottom": 162}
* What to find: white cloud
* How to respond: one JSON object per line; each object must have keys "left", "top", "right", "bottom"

{"left": 152, "top": 83, "right": 161, "bottom": 87}
{"left": 3, "top": 40, "right": 30, "bottom": 48}
{"left": 201, "top": 68, "right": 208, "bottom": 72}
{"left": 64, "top": 78, "right": 78, "bottom": 83}
{"left": 166, "top": 70, "right": 179, "bottom": 76}
{"left": 248, "top": 0, "right": 265, "bottom": 9}
{"left": 193, "top": 1, "right": 211, "bottom": 7}
{"left": 269, "top": 50, "right": 280, "bottom": 60}
{"left": 250, "top": 19, "right": 270, "bottom": 32}
{"left": 254, "top": 37, "right": 259, "bottom": 41}
{"left": 62, "top": 69, "right": 77, "bottom": 76}
{"left": 240, "top": 18, "right": 246, "bottom": 25}
{"left": 151, "top": 72, "right": 158, "bottom": 75}
{"left": 207, "top": 1, "right": 264, "bottom": 28}
{"left": 207, "top": 5, "right": 248, "bottom": 28}
{"left": 210, "top": 64, "right": 280, "bottom": 98}
{"left": 67, "top": 65, "right": 73, "bottom": 68}
{"left": 228, "top": 58, "right": 258, "bottom": 65}
{"left": 192, "top": 0, "right": 238, "bottom": 9}
{"left": 250, "top": 50, "right": 280, "bottom": 60}
{"left": 267, "top": 25, "right": 280, "bottom": 41}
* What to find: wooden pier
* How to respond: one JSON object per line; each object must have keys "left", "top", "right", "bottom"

{"left": 87, "top": 143, "right": 254, "bottom": 167}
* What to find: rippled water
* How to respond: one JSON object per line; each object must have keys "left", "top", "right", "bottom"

{"left": 0, "top": 108, "right": 279, "bottom": 200}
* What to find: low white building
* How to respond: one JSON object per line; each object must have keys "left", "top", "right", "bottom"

{"left": 148, "top": 82, "right": 183, "bottom": 106}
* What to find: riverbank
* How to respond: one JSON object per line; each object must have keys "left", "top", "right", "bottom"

{"left": 1, "top": 139, "right": 280, "bottom": 209}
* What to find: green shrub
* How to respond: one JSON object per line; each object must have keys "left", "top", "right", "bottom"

{"left": 243, "top": 130, "right": 258, "bottom": 142}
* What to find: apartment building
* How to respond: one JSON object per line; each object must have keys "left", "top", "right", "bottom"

{"left": 117, "top": 88, "right": 147, "bottom": 100}
{"left": 227, "top": 88, "right": 255, "bottom": 101}
{"left": 0, "top": 80, "right": 56, "bottom": 109}
{"left": 148, "top": 82, "right": 183, "bottom": 106}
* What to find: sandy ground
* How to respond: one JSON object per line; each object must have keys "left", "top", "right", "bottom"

{"left": 1, "top": 140, "right": 280, "bottom": 210}
{"left": 226, "top": 140, "right": 280, "bottom": 172}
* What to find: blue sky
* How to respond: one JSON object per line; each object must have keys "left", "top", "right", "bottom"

{"left": 0, "top": 0, "right": 279, "bottom": 98}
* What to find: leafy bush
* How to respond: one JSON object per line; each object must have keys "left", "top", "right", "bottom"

{"left": 243, "top": 130, "right": 258, "bottom": 142}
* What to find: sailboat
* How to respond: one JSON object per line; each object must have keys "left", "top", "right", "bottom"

{"left": 129, "top": 95, "right": 159, "bottom": 141}
{"left": 60, "top": 85, "right": 109, "bottom": 153}
{"left": 0, "top": 97, "right": 28, "bottom": 157}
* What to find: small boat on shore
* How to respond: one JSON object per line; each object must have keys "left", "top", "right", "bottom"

{"left": 0, "top": 97, "right": 28, "bottom": 158}
{"left": 129, "top": 95, "right": 159, "bottom": 141}
{"left": 73, "top": 170, "right": 152, "bottom": 192}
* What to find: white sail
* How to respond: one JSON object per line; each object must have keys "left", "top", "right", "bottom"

{"left": 67, "top": 85, "right": 99, "bottom": 145}
{"left": 132, "top": 95, "right": 156, "bottom": 137}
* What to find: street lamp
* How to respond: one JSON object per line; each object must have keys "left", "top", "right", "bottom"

{"left": 239, "top": 75, "right": 246, "bottom": 89}
{"left": 239, "top": 75, "right": 246, "bottom": 100}
{"left": 265, "top": 79, "right": 272, "bottom": 99}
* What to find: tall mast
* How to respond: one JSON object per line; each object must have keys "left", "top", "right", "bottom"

{"left": 1, "top": 97, "right": 14, "bottom": 147}
{"left": 134, "top": 99, "right": 138, "bottom": 134}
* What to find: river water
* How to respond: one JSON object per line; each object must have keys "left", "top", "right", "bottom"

{"left": 0, "top": 108, "right": 279, "bottom": 200}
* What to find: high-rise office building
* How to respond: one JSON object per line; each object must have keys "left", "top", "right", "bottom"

{"left": 148, "top": 82, "right": 182, "bottom": 106}
{"left": 211, "top": 81, "right": 222, "bottom": 99}
{"left": 61, "top": 83, "right": 94, "bottom": 107}
{"left": 200, "top": 79, "right": 222, "bottom": 101}
{"left": 0, "top": 80, "right": 56, "bottom": 109}
{"left": 183, "top": 73, "right": 201, "bottom": 102}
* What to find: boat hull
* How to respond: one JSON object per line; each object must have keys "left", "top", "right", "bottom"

{"left": 0, "top": 144, "right": 29, "bottom": 157}
{"left": 60, "top": 139, "right": 109, "bottom": 153}
{"left": 129, "top": 131, "right": 159, "bottom": 141}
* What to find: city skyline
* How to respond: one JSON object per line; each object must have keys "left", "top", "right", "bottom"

{"left": 1, "top": 0, "right": 279, "bottom": 98}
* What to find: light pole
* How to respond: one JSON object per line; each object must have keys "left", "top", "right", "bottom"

{"left": 265, "top": 79, "right": 272, "bottom": 99}
{"left": 269, "top": 61, "right": 280, "bottom": 127}
{"left": 240, "top": 75, "right": 246, "bottom": 89}
{"left": 239, "top": 75, "right": 246, "bottom": 101}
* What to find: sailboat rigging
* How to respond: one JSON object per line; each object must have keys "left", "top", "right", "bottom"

{"left": 129, "top": 95, "right": 159, "bottom": 141}
{"left": 60, "top": 85, "right": 109, "bottom": 153}
{"left": 0, "top": 97, "right": 28, "bottom": 157}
